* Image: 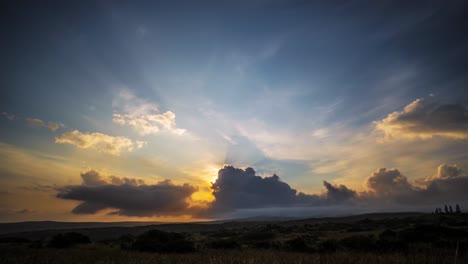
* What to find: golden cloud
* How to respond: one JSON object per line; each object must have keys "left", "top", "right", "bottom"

{"left": 26, "top": 117, "right": 64, "bottom": 132}
{"left": 375, "top": 99, "right": 468, "bottom": 140}
{"left": 55, "top": 130, "right": 142, "bottom": 156}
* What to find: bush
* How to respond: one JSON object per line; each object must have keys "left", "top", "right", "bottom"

{"left": 208, "top": 238, "right": 240, "bottom": 249}
{"left": 285, "top": 237, "right": 310, "bottom": 252}
{"left": 340, "top": 235, "right": 376, "bottom": 251}
{"left": 242, "top": 230, "right": 276, "bottom": 241}
{"left": 131, "top": 229, "right": 195, "bottom": 253}
{"left": 377, "top": 229, "right": 406, "bottom": 252}
{"left": 318, "top": 239, "right": 340, "bottom": 252}
{"left": 117, "top": 235, "right": 135, "bottom": 250}
{"left": 48, "top": 232, "right": 91, "bottom": 248}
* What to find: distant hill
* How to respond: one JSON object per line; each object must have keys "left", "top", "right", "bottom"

{"left": 0, "top": 212, "right": 427, "bottom": 240}
{"left": 0, "top": 221, "right": 163, "bottom": 235}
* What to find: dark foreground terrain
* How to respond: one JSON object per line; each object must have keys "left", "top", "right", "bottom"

{"left": 0, "top": 212, "right": 467, "bottom": 264}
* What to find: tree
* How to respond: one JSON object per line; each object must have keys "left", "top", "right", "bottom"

{"left": 445, "top": 205, "right": 449, "bottom": 214}
{"left": 456, "top": 204, "right": 462, "bottom": 214}
{"left": 450, "top": 205, "right": 454, "bottom": 214}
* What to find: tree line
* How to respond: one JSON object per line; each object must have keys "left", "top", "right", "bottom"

{"left": 434, "top": 204, "right": 462, "bottom": 214}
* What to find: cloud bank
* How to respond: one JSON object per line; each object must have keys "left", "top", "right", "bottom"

{"left": 57, "top": 171, "right": 197, "bottom": 216}
{"left": 57, "top": 165, "right": 468, "bottom": 218}
{"left": 55, "top": 130, "right": 143, "bottom": 156}
{"left": 375, "top": 99, "right": 468, "bottom": 140}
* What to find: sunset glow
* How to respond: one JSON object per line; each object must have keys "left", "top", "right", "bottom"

{"left": 1, "top": 1, "right": 468, "bottom": 223}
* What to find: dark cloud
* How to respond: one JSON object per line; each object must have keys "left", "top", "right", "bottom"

{"left": 207, "top": 166, "right": 354, "bottom": 216}
{"left": 57, "top": 165, "right": 468, "bottom": 218}
{"left": 57, "top": 171, "right": 197, "bottom": 217}
{"left": 211, "top": 166, "right": 298, "bottom": 210}
{"left": 421, "top": 164, "right": 468, "bottom": 204}
{"left": 322, "top": 181, "right": 357, "bottom": 203}
{"left": 80, "top": 170, "right": 145, "bottom": 186}
{"left": 435, "top": 164, "right": 462, "bottom": 179}
{"left": 80, "top": 170, "right": 108, "bottom": 186}
{"left": 375, "top": 99, "right": 468, "bottom": 139}
{"left": 362, "top": 165, "right": 468, "bottom": 206}
{"left": 365, "top": 168, "right": 414, "bottom": 197}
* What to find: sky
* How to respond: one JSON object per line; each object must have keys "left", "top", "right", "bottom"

{"left": 1, "top": 0, "right": 468, "bottom": 222}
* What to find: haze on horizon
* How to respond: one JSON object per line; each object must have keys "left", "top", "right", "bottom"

{"left": 1, "top": 0, "right": 468, "bottom": 222}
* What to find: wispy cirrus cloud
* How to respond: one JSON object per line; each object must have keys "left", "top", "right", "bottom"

{"left": 112, "top": 90, "right": 186, "bottom": 136}
{"left": 26, "top": 117, "right": 64, "bottom": 132}
{"left": 1, "top": 112, "right": 15, "bottom": 120}
{"left": 55, "top": 130, "right": 144, "bottom": 156}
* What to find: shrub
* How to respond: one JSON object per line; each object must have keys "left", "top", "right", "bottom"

{"left": 131, "top": 229, "right": 195, "bottom": 253}
{"left": 48, "top": 232, "right": 91, "bottom": 248}
{"left": 117, "top": 234, "right": 135, "bottom": 250}
{"left": 285, "top": 237, "right": 310, "bottom": 252}
{"left": 340, "top": 235, "right": 376, "bottom": 251}
{"left": 208, "top": 238, "right": 240, "bottom": 249}
{"left": 242, "top": 230, "right": 276, "bottom": 241}
{"left": 318, "top": 239, "right": 340, "bottom": 252}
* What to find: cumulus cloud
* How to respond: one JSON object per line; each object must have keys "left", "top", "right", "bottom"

{"left": 57, "top": 170, "right": 197, "bottom": 216}
{"left": 209, "top": 165, "right": 468, "bottom": 215}
{"left": 362, "top": 165, "right": 468, "bottom": 206}
{"left": 375, "top": 99, "right": 468, "bottom": 140}
{"left": 211, "top": 166, "right": 300, "bottom": 210}
{"left": 435, "top": 164, "right": 462, "bottom": 179}
{"left": 112, "top": 90, "right": 186, "bottom": 136}
{"left": 208, "top": 166, "right": 355, "bottom": 215}
{"left": 56, "top": 165, "right": 468, "bottom": 219}
{"left": 322, "top": 181, "right": 357, "bottom": 203}
{"left": 365, "top": 168, "right": 414, "bottom": 196}
{"left": 26, "top": 117, "right": 64, "bottom": 132}
{"left": 55, "top": 130, "right": 143, "bottom": 156}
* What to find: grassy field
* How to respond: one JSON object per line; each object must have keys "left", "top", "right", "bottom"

{"left": 0, "top": 244, "right": 464, "bottom": 264}
{"left": 0, "top": 213, "right": 467, "bottom": 263}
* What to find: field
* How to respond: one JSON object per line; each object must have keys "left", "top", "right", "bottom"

{"left": 0, "top": 213, "right": 467, "bottom": 263}
{"left": 0, "top": 246, "right": 462, "bottom": 264}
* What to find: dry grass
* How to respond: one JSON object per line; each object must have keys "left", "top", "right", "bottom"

{"left": 0, "top": 245, "right": 464, "bottom": 264}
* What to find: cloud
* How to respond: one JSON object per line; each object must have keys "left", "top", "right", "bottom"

{"left": 79, "top": 170, "right": 145, "bottom": 186}
{"left": 208, "top": 165, "right": 468, "bottom": 216}
{"left": 322, "top": 181, "right": 357, "bottom": 203}
{"left": 435, "top": 164, "right": 462, "bottom": 179}
{"left": 56, "top": 165, "right": 468, "bottom": 219}
{"left": 362, "top": 165, "right": 468, "bottom": 206}
{"left": 365, "top": 168, "right": 414, "bottom": 197}
{"left": 1, "top": 112, "right": 15, "bottom": 120}
{"left": 57, "top": 170, "right": 197, "bottom": 216}
{"left": 207, "top": 166, "right": 354, "bottom": 215}
{"left": 112, "top": 90, "right": 186, "bottom": 136}
{"left": 55, "top": 130, "right": 140, "bottom": 156}
{"left": 26, "top": 117, "right": 64, "bottom": 132}
{"left": 375, "top": 99, "right": 468, "bottom": 140}
{"left": 210, "top": 166, "right": 300, "bottom": 210}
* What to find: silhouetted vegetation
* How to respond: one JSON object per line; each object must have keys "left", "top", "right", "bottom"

{"left": 1, "top": 213, "right": 467, "bottom": 263}
{"left": 47, "top": 232, "right": 91, "bottom": 248}
{"left": 131, "top": 229, "right": 195, "bottom": 253}
{"left": 435, "top": 204, "right": 462, "bottom": 214}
